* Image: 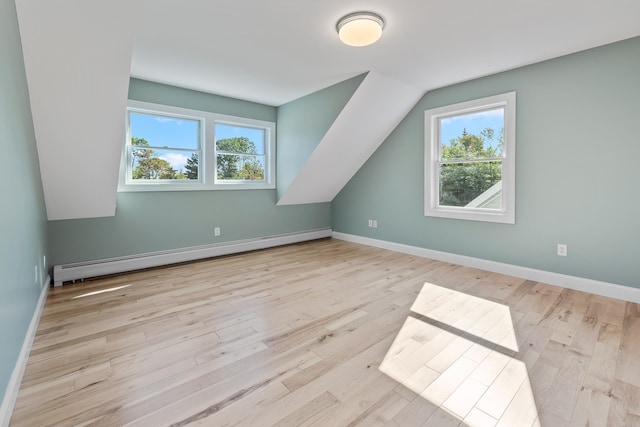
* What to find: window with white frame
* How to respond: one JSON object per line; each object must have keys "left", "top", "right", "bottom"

{"left": 215, "top": 122, "right": 267, "bottom": 182}
{"left": 424, "top": 92, "right": 516, "bottom": 224}
{"left": 119, "top": 100, "right": 275, "bottom": 191}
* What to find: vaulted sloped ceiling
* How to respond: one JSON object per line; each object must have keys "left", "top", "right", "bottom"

{"left": 14, "top": 0, "right": 640, "bottom": 220}
{"left": 277, "top": 72, "right": 423, "bottom": 205}
{"left": 15, "top": 0, "right": 423, "bottom": 220}
{"left": 16, "top": 0, "right": 136, "bottom": 220}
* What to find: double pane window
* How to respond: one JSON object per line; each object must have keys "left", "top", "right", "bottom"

{"left": 215, "top": 123, "right": 266, "bottom": 182}
{"left": 424, "top": 92, "right": 516, "bottom": 224}
{"left": 120, "top": 101, "right": 275, "bottom": 191}
{"left": 129, "top": 111, "right": 201, "bottom": 181}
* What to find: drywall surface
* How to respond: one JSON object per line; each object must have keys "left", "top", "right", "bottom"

{"left": 0, "top": 0, "right": 48, "bottom": 407}
{"left": 48, "top": 79, "right": 330, "bottom": 265}
{"left": 276, "top": 74, "right": 365, "bottom": 200}
{"left": 332, "top": 36, "right": 640, "bottom": 287}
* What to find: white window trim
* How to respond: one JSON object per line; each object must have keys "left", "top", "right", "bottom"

{"left": 424, "top": 92, "right": 516, "bottom": 224}
{"left": 119, "top": 100, "right": 276, "bottom": 192}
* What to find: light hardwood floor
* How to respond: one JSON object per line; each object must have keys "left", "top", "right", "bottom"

{"left": 10, "top": 238, "right": 640, "bottom": 426}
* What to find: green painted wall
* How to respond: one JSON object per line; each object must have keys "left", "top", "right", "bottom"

{"left": 0, "top": 0, "right": 48, "bottom": 403}
{"left": 129, "top": 78, "right": 276, "bottom": 122}
{"left": 276, "top": 74, "right": 366, "bottom": 200}
{"left": 332, "top": 36, "right": 640, "bottom": 288}
{"left": 47, "top": 79, "right": 331, "bottom": 265}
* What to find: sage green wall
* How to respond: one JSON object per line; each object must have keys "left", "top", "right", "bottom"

{"left": 47, "top": 79, "right": 330, "bottom": 265}
{"left": 332, "top": 36, "right": 640, "bottom": 288}
{"left": 276, "top": 74, "right": 365, "bottom": 200}
{"left": 0, "top": 0, "right": 48, "bottom": 402}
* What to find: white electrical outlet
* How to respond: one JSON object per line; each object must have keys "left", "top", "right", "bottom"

{"left": 372, "top": 220, "right": 378, "bottom": 228}
{"left": 368, "top": 219, "right": 373, "bottom": 227}
{"left": 557, "top": 244, "right": 568, "bottom": 256}
{"left": 214, "top": 227, "right": 221, "bottom": 236}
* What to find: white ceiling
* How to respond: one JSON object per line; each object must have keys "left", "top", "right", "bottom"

{"left": 131, "top": 0, "right": 640, "bottom": 106}
{"left": 14, "top": 0, "right": 640, "bottom": 220}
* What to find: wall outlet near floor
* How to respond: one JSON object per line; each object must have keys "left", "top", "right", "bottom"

{"left": 557, "top": 244, "right": 568, "bottom": 256}
{"left": 368, "top": 219, "right": 378, "bottom": 228}
{"left": 214, "top": 227, "right": 221, "bottom": 236}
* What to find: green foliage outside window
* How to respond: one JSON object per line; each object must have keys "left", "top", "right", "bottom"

{"left": 439, "top": 128, "right": 503, "bottom": 207}
{"left": 216, "top": 137, "right": 264, "bottom": 181}
{"left": 131, "top": 137, "right": 197, "bottom": 181}
{"left": 184, "top": 153, "right": 199, "bottom": 180}
{"left": 131, "top": 137, "right": 177, "bottom": 180}
{"left": 130, "top": 136, "right": 264, "bottom": 182}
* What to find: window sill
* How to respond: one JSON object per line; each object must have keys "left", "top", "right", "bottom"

{"left": 117, "top": 182, "right": 276, "bottom": 192}
{"left": 425, "top": 205, "right": 515, "bottom": 224}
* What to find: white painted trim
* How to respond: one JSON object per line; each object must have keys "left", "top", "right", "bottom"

{"left": 424, "top": 91, "right": 516, "bottom": 224}
{"left": 0, "top": 276, "right": 50, "bottom": 427}
{"left": 332, "top": 232, "right": 640, "bottom": 303}
{"left": 119, "top": 100, "right": 276, "bottom": 193}
{"left": 54, "top": 228, "right": 332, "bottom": 286}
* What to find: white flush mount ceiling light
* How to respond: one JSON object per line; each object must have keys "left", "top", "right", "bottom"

{"left": 336, "top": 12, "right": 385, "bottom": 47}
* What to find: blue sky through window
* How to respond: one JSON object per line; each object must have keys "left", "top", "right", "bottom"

{"left": 130, "top": 112, "right": 199, "bottom": 149}
{"left": 215, "top": 123, "right": 266, "bottom": 154}
{"left": 440, "top": 108, "right": 504, "bottom": 153}
{"left": 129, "top": 112, "right": 266, "bottom": 172}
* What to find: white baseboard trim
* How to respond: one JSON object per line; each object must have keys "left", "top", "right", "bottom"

{"left": 0, "top": 275, "right": 50, "bottom": 427}
{"left": 53, "top": 228, "right": 333, "bottom": 286}
{"left": 333, "top": 232, "right": 640, "bottom": 303}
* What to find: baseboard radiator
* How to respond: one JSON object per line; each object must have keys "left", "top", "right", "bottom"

{"left": 53, "top": 228, "right": 332, "bottom": 287}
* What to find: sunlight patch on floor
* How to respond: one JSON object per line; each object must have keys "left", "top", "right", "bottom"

{"left": 72, "top": 284, "right": 132, "bottom": 299}
{"left": 379, "top": 282, "right": 540, "bottom": 427}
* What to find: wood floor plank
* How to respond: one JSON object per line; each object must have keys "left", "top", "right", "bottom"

{"left": 9, "top": 238, "right": 640, "bottom": 426}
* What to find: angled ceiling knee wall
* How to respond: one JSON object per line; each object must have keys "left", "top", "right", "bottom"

{"left": 16, "top": 0, "right": 136, "bottom": 221}
{"left": 275, "top": 74, "right": 366, "bottom": 202}
{"left": 277, "top": 72, "right": 423, "bottom": 206}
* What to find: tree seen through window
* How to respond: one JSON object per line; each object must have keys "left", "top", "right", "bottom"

{"left": 439, "top": 126, "right": 503, "bottom": 207}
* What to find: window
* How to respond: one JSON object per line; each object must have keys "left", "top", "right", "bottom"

{"left": 128, "top": 109, "right": 202, "bottom": 183}
{"left": 424, "top": 92, "right": 515, "bottom": 223}
{"left": 215, "top": 123, "right": 267, "bottom": 182}
{"left": 119, "top": 101, "right": 275, "bottom": 191}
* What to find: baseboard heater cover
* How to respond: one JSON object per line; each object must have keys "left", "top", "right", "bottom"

{"left": 53, "top": 228, "right": 332, "bottom": 286}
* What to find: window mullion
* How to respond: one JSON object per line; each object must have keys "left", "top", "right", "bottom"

{"left": 439, "top": 157, "right": 504, "bottom": 165}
